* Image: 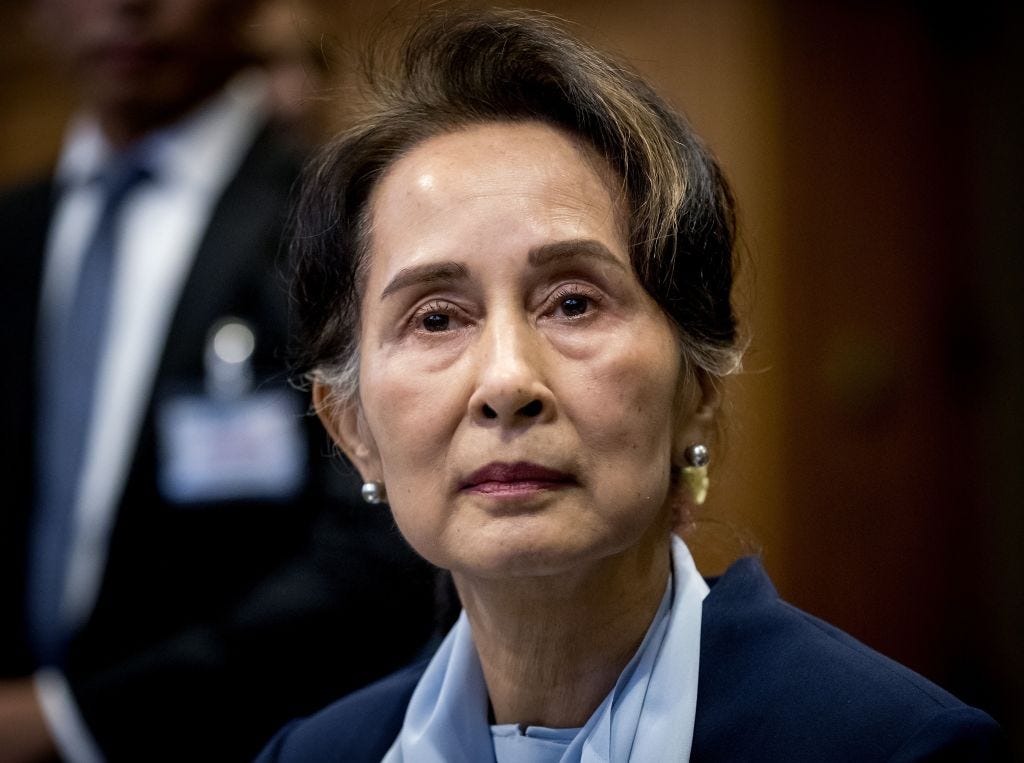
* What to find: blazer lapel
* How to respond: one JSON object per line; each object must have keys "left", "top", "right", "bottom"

{"left": 156, "top": 123, "right": 302, "bottom": 382}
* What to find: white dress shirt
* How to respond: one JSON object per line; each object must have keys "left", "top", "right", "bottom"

{"left": 34, "top": 71, "right": 272, "bottom": 763}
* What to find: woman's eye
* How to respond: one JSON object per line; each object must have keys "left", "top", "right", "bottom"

{"left": 560, "top": 295, "right": 590, "bottom": 317}
{"left": 421, "top": 313, "right": 450, "bottom": 332}
{"left": 410, "top": 300, "right": 462, "bottom": 334}
{"left": 549, "top": 286, "right": 599, "bottom": 320}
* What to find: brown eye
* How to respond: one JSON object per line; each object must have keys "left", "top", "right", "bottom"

{"left": 422, "top": 313, "right": 450, "bottom": 332}
{"left": 560, "top": 295, "right": 589, "bottom": 317}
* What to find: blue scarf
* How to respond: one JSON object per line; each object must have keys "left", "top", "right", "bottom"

{"left": 382, "top": 535, "right": 708, "bottom": 762}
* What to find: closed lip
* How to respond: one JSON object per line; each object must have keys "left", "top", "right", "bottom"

{"left": 459, "top": 461, "right": 576, "bottom": 493}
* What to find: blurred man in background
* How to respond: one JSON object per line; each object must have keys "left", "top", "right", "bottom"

{"left": 0, "top": 1, "right": 440, "bottom": 760}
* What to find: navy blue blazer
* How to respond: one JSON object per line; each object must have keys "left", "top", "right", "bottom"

{"left": 256, "top": 557, "right": 1004, "bottom": 762}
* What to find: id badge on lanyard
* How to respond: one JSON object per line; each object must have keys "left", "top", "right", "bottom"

{"left": 156, "top": 318, "right": 305, "bottom": 504}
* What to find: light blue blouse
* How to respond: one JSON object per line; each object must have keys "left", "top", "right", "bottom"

{"left": 491, "top": 723, "right": 580, "bottom": 763}
{"left": 383, "top": 535, "right": 709, "bottom": 762}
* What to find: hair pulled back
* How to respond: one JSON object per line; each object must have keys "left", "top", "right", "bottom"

{"left": 292, "top": 8, "right": 740, "bottom": 400}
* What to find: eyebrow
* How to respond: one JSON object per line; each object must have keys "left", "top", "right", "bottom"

{"left": 380, "top": 261, "right": 470, "bottom": 300}
{"left": 528, "top": 239, "right": 627, "bottom": 272}
{"left": 378, "top": 239, "right": 625, "bottom": 301}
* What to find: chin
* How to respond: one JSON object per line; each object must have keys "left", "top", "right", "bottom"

{"left": 446, "top": 518, "right": 637, "bottom": 581}
{"left": 460, "top": 550, "right": 578, "bottom": 580}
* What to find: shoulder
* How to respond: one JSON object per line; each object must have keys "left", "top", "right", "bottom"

{"left": 221, "top": 120, "right": 304, "bottom": 202}
{"left": 197, "top": 120, "right": 303, "bottom": 277}
{"left": 693, "top": 557, "right": 1005, "bottom": 761}
{"left": 0, "top": 174, "right": 53, "bottom": 207}
{"left": 0, "top": 175, "right": 54, "bottom": 238}
{"left": 254, "top": 657, "right": 428, "bottom": 763}
{"left": 0, "top": 175, "right": 53, "bottom": 299}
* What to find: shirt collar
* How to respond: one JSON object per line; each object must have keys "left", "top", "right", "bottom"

{"left": 383, "top": 535, "right": 709, "bottom": 762}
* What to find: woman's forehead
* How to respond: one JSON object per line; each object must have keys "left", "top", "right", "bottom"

{"left": 364, "top": 121, "right": 628, "bottom": 281}
{"left": 380, "top": 122, "right": 617, "bottom": 205}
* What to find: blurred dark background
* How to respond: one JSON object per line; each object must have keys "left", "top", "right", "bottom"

{"left": 2, "top": 0, "right": 1020, "bottom": 756}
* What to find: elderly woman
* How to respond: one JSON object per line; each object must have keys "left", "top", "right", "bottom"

{"left": 257, "top": 9, "right": 1001, "bottom": 762}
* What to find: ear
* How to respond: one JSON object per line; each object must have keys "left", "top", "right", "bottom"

{"left": 672, "top": 372, "right": 721, "bottom": 456}
{"left": 312, "top": 382, "right": 382, "bottom": 483}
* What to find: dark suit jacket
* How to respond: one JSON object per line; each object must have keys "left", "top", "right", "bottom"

{"left": 256, "top": 557, "right": 1005, "bottom": 762}
{"left": 0, "top": 123, "right": 441, "bottom": 761}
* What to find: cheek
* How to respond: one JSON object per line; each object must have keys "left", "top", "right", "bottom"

{"left": 360, "top": 352, "right": 463, "bottom": 480}
{"left": 359, "top": 370, "right": 452, "bottom": 563}
{"left": 579, "top": 340, "right": 680, "bottom": 450}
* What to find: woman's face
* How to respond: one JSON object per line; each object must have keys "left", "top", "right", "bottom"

{"left": 322, "top": 121, "right": 708, "bottom": 580}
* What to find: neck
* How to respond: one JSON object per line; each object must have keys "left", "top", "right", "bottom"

{"left": 94, "top": 71, "right": 236, "bottom": 151}
{"left": 98, "top": 112, "right": 166, "bottom": 152}
{"left": 454, "top": 529, "right": 673, "bottom": 729}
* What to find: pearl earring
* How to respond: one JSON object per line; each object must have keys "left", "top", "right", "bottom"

{"left": 682, "top": 444, "right": 710, "bottom": 505}
{"left": 361, "top": 481, "right": 387, "bottom": 505}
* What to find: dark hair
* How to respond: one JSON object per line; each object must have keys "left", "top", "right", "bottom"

{"left": 291, "top": 7, "right": 740, "bottom": 401}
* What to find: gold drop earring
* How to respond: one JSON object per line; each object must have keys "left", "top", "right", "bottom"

{"left": 681, "top": 444, "right": 709, "bottom": 505}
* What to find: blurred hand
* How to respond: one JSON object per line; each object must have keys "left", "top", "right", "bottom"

{"left": 0, "top": 679, "right": 57, "bottom": 763}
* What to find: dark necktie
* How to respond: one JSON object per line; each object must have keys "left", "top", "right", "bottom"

{"left": 29, "top": 152, "right": 152, "bottom": 666}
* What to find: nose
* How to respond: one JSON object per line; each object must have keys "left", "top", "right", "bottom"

{"left": 469, "top": 316, "right": 554, "bottom": 426}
